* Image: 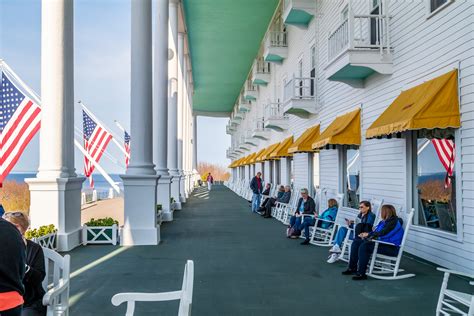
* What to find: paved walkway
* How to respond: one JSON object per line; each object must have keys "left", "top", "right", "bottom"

{"left": 68, "top": 185, "right": 459, "bottom": 315}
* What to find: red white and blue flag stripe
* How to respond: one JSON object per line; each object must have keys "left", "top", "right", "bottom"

{"left": 431, "top": 139, "right": 455, "bottom": 188}
{"left": 124, "top": 130, "right": 131, "bottom": 168}
{"left": 82, "top": 110, "right": 112, "bottom": 187}
{"left": 0, "top": 71, "right": 41, "bottom": 186}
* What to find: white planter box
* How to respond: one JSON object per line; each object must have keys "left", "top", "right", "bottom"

{"left": 82, "top": 224, "right": 118, "bottom": 245}
{"left": 33, "top": 232, "right": 57, "bottom": 250}
{"left": 156, "top": 209, "right": 163, "bottom": 226}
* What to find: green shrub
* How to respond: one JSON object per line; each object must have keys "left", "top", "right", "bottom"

{"left": 156, "top": 204, "right": 162, "bottom": 211}
{"left": 85, "top": 217, "right": 118, "bottom": 227}
{"left": 25, "top": 224, "right": 57, "bottom": 240}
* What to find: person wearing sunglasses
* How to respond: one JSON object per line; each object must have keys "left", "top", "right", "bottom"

{"left": 327, "top": 201, "right": 375, "bottom": 263}
{"left": 0, "top": 214, "right": 26, "bottom": 316}
{"left": 3, "top": 212, "right": 46, "bottom": 316}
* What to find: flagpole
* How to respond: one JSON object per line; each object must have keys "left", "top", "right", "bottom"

{"left": 0, "top": 60, "right": 42, "bottom": 105}
{"left": 74, "top": 138, "right": 120, "bottom": 193}
{"left": 114, "top": 120, "right": 126, "bottom": 133}
{"left": 78, "top": 101, "right": 130, "bottom": 158}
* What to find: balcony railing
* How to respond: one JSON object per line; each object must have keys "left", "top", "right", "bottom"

{"left": 267, "top": 31, "right": 288, "bottom": 48}
{"left": 254, "top": 58, "right": 271, "bottom": 74}
{"left": 283, "top": 77, "right": 315, "bottom": 104}
{"left": 328, "top": 12, "right": 391, "bottom": 63}
{"left": 265, "top": 103, "right": 287, "bottom": 120}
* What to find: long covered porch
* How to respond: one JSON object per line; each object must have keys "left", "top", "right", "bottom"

{"left": 67, "top": 185, "right": 460, "bottom": 315}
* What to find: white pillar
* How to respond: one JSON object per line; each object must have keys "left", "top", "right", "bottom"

{"left": 168, "top": 0, "right": 181, "bottom": 210}
{"left": 192, "top": 115, "right": 198, "bottom": 171}
{"left": 26, "top": 0, "right": 85, "bottom": 252}
{"left": 280, "top": 157, "right": 291, "bottom": 186}
{"left": 177, "top": 32, "right": 186, "bottom": 203}
{"left": 120, "top": 0, "right": 159, "bottom": 246}
{"left": 154, "top": 0, "right": 172, "bottom": 221}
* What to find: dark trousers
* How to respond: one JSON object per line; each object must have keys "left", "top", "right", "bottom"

{"left": 349, "top": 239, "right": 399, "bottom": 275}
{"left": 0, "top": 305, "right": 22, "bottom": 316}
{"left": 264, "top": 198, "right": 277, "bottom": 217}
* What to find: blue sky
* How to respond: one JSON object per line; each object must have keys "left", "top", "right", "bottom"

{"left": 1, "top": 0, "right": 230, "bottom": 174}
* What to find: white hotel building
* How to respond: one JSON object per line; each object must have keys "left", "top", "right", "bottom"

{"left": 226, "top": 0, "right": 474, "bottom": 274}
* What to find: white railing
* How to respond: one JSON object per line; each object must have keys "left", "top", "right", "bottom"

{"left": 254, "top": 117, "right": 266, "bottom": 131}
{"left": 265, "top": 103, "right": 287, "bottom": 120}
{"left": 254, "top": 58, "right": 271, "bottom": 74}
{"left": 328, "top": 7, "right": 391, "bottom": 62}
{"left": 283, "top": 77, "right": 315, "bottom": 103}
{"left": 267, "top": 31, "right": 288, "bottom": 47}
{"left": 246, "top": 80, "right": 257, "bottom": 91}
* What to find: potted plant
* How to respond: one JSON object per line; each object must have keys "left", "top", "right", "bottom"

{"left": 156, "top": 204, "right": 163, "bottom": 226}
{"left": 26, "top": 224, "right": 57, "bottom": 250}
{"left": 82, "top": 217, "right": 119, "bottom": 245}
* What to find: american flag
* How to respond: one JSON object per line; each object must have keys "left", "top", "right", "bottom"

{"left": 431, "top": 139, "right": 455, "bottom": 188}
{"left": 0, "top": 71, "right": 41, "bottom": 186}
{"left": 124, "top": 130, "right": 131, "bottom": 168}
{"left": 82, "top": 110, "right": 112, "bottom": 187}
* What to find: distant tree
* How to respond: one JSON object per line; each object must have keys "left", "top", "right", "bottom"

{"left": 197, "top": 162, "right": 230, "bottom": 181}
{"left": 417, "top": 179, "right": 452, "bottom": 203}
{"left": 0, "top": 181, "right": 30, "bottom": 213}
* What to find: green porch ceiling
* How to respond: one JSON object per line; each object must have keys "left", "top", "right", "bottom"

{"left": 183, "top": 0, "right": 279, "bottom": 115}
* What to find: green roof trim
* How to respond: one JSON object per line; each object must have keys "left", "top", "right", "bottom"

{"left": 183, "top": 0, "right": 279, "bottom": 115}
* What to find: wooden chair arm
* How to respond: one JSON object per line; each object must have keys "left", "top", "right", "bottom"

{"left": 436, "top": 267, "right": 474, "bottom": 279}
{"left": 42, "top": 280, "right": 69, "bottom": 306}
{"left": 370, "top": 239, "right": 397, "bottom": 247}
{"left": 111, "top": 291, "right": 182, "bottom": 306}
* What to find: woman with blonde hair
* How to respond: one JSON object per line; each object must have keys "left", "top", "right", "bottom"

{"left": 3, "top": 212, "right": 46, "bottom": 316}
{"left": 342, "top": 204, "right": 404, "bottom": 280}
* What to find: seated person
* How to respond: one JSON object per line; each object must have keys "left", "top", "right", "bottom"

{"left": 342, "top": 204, "right": 404, "bottom": 280}
{"left": 327, "top": 201, "right": 375, "bottom": 263}
{"left": 299, "top": 198, "right": 339, "bottom": 245}
{"left": 4, "top": 212, "right": 46, "bottom": 316}
{"left": 287, "top": 188, "right": 315, "bottom": 238}
{"left": 262, "top": 186, "right": 291, "bottom": 218}
{"left": 259, "top": 183, "right": 274, "bottom": 209}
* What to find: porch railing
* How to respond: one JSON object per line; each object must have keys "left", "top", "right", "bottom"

{"left": 328, "top": 7, "right": 391, "bottom": 62}
{"left": 265, "top": 103, "right": 287, "bottom": 120}
{"left": 283, "top": 77, "right": 315, "bottom": 104}
{"left": 267, "top": 31, "right": 288, "bottom": 48}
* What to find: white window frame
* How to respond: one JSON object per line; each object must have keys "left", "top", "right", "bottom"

{"left": 406, "top": 131, "right": 463, "bottom": 242}
{"left": 426, "top": 0, "right": 454, "bottom": 19}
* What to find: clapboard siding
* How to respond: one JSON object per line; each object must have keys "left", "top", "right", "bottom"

{"left": 229, "top": 0, "right": 474, "bottom": 273}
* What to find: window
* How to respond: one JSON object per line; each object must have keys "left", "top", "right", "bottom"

{"left": 290, "top": 158, "right": 295, "bottom": 188}
{"left": 312, "top": 153, "right": 320, "bottom": 193}
{"left": 413, "top": 135, "right": 457, "bottom": 233}
{"left": 430, "top": 0, "right": 449, "bottom": 12}
{"left": 342, "top": 148, "right": 360, "bottom": 208}
{"left": 310, "top": 46, "right": 316, "bottom": 97}
{"left": 310, "top": 46, "right": 316, "bottom": 70}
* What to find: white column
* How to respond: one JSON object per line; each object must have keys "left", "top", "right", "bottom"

{"left": 26, "top": 0, "right": 85, "bottom": 252}
{"left": 154, "top": 0, "right": 173, "bottom": 221}
{"left": 192, "top": 115, "right": 198, "bottom": 171}
{"left": 177, "top": 32, "right": 186, "bottom": 203}
{"left": 280, "top": 157, "right": 291, "bottom": 186}
{"left": 120, "top": 0, "right": 159, "bottom": 246}
{"left": 168, "top": 0, "right": 181, "bottom": 210}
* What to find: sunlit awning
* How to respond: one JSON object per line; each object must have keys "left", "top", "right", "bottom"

{"left": 312, "top": 108, "right": 361, "bottom": 149}
{"left": 259, "top": 143, "right": 281, "bottom": 161}
{"left": 229, "top": 157, "right": 243, "bottom": 168}
{"left": 250, "top": 149, "right": 266, "bottom": 164}
{"left": 366, "top": 69, "right": 460, "bottom": 139}
{"left": 242, "top": 152, "right": 256, "bottom": 165}
{"left": 288, "top": 125, "right": 320, "bottom": 153}
{"left": 270, "top": 136, "right": 294, "bottom": 158}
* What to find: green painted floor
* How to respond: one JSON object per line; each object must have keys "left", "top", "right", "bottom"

{"left": 68, "top": 185, "right": 461, "bottom": 315}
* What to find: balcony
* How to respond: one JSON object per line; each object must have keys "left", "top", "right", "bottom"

{"left": 244, "top": 130, "right": 259, "bottom": 146}
{"left": 238, "top": 136, "right": 252, "bottom": 152}
{"left": 243, "top": 81, "right": 258, "bottom": 101}
{"left": 283, "top": 77, "right": 317, "bottom": 118}
{"left": 226, "top": 148, "right": 238, "bottom": 159}
{"left": 283, "top": 0, "right": 315, "bottom": 28}
{"left": 238, "top": 96, "right": 251, "bottom": 112}
{"left": 263, "top": 31, "right": 288, "bottom": 63}
{"left": 264, "top": 103, "right": 289, "bottom": 132}
{"left": 251, "top": 118, "right": 271, "bottom": 140}
{"left": 326, "top": 6, "right": 393, "bottom": 88}
{"left": 252, "top": 58, "right": 271, "bottom": 85}
{"left": 230, "top": 111, "right": 243, "bottom": 125}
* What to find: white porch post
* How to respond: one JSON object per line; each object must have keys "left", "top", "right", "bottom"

{"left": 26, "top": 0, "right": 85, "bottom": 252}
{"left": 168, "top": 0, "right": 181, "bottom": 210}
{"left": 192, "top": 114, "right": 198, "bottom": 176}
{"left": 280, "top": 157, "right": 291, "bottom": 186}
{"left": 120, "top": 0, "right": 159, "bottom": 246}
{"left": 177, "top": 32, "right": 187, "bottom": 203}
{"left": 153, "top": 0, "right": 172, "bottom": 222}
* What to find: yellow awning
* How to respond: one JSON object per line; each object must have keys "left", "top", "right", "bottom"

{"left": 260, "top": 143, "right": 281, "bottom": 161}
{"left": 312, "top": 108, "right": 361, "bottom": 149}
{"left": 366, "top": 69, "right": 460, "bottom": 139}
{"left": 242, "top": 153, "right": 256, "bottom": 165}
{"left": 250, "top": 149, "right": 266, "bottom": 164}
{"left": 270, "top": 136, "right": 294, "bottom": 158}
{"left": 228, "top": 157, "right": 243, "bottom": 168}
{"left": 288, "top": 125, "right": 320, "bottom": 153}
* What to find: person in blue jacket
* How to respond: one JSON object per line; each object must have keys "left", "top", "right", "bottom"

{"left": 249, "top": 172, "right": 263, "bottom": 213}
{"left": 342, "top": 204, "right": 404, "bottom": 280}
{"left": 299, "top": 198, "right": 339, "bottom": 245}
{"left": 0, "top": 204, "right": 5, "bottom": 217}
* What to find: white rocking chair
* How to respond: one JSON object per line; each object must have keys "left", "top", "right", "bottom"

{"left": 42, "top": 247, "right": 71, "bottom": 316}
{"left": 112, "top": 260, "right": 194, "bottom": 316}
{"left": 436, "top": 267, "right": 474, "bottom": 315}
{"left": 367, "top": 209, "right": 416, "bottom": 280}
